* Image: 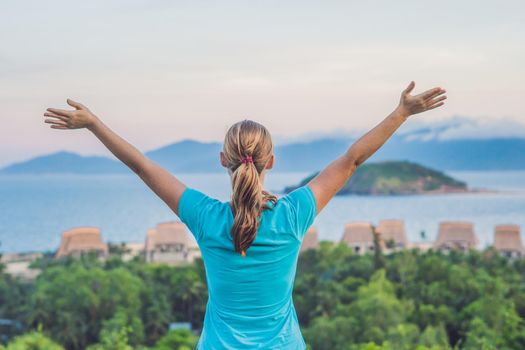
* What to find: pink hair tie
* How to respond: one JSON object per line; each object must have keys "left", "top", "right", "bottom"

{"left": 241, "top": 155, "right": 253, "bottom": 164}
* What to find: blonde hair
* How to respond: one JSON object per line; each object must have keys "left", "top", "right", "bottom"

{"left": 223, "top": 120, "right": 278, "bottom": 256}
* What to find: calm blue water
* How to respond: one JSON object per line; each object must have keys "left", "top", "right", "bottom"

{"left": 1, "top": 171, "right": 524, "bottom": 253}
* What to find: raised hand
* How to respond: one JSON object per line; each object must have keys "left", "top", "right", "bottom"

{"left": 44, "top": 99, "right": 99, "bottom": 130}
{"left": 397, "top": 81, "right": 447, "bottom": 117}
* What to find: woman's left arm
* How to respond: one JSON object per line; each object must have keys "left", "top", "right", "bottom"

{"left": 44, "top": 99, "right": 186, "bottom": 215}
{"left": 307, "top": 81, "right": 446, "bottom": 214}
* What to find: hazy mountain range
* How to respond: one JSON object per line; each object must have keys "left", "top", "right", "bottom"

{"left": 2, "top": 117, "right": 525, "bottom": 174}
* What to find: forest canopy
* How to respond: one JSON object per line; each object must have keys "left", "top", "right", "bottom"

{"left": 1, "top": 243, "right": 525, "bottom": 350}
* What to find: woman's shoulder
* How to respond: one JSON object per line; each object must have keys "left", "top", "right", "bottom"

{"left": 265, "top": 186, "right": 315, "bottom": 212}
{"left": 273, "top": 185, "right": 317, "bottom": 239}
{"left": 178, "top": 187, "right": 231, "bottom": 242}
{"left": 278, "top": 185, "right": 316, "bottom": 209}
{"left": 180, "top": 187, "right": 224, "bottom": 207}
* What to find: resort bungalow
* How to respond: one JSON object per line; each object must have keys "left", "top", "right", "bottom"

{"left": 493, "top": 224, "right": 523, "bottom": 258}
{"left": 1, "top": 252, "right": 42, "bottom": 280}
{"left": 145, "top": 221, "right": 201, "bottom": 265}
{"left": 341, "top": 222, "right": 384, "bottom": 255}
{"left": 55, "top": 227, "right": 109, "bottom": 259}
{"left": 433, "top": 221, "right": 478, "bottom": 252}
{"left": 300, "top": 227, "right": 320, "bottom": 252}
{"left": 377, "top": 219, "right": 408, "bottom": 251}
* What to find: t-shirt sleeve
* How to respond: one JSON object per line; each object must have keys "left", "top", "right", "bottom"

{"left": 177, "top": 187, "right": 216, "bottom": 243}
{"left": 284, "top": 185, "right": 317, "bottom": 240}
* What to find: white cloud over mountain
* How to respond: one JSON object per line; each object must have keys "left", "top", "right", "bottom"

{"left": 276, "top": 116, "right": 525, "bottom": 144}
{"left": 399, "top": 116, "right": 525, "bottom": 141}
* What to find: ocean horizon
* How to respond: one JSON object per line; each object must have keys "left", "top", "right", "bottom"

{"left": 1, "top": 170, "right": 525, "bottom": 253}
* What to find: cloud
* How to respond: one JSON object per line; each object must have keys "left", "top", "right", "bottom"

{"left": 275, "top": 115, "right": 525, "bottom": 145}
{"left": 399, "top": 116, "right": 525, "bottom": 141}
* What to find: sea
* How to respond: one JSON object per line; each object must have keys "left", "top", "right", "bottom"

{"left": 1, "top": 171, "right": 524, "bottom": 253}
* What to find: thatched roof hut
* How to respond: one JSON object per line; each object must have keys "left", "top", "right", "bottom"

{"left": 145, "top": 221, "right": 200, "bottom": 264}
{"left": 434, "top": 221, "right": 478, "bottom": 251}
{"left": 341, "top": 222, "right": 374, "bottom": 244}
{"left": 494, "top": 224, "right": 523, "bottom": 258}
{"left": 145, "top": 222, "right": 193, "bottom": 251}
{"left": 377, "top": 219, "right": 408, "bottom": 249}
{"left": 341, "top": 222, "right": 383, "bottom": 254}
{"left": 55, "top": 227, "right": 108, "bottom": 259}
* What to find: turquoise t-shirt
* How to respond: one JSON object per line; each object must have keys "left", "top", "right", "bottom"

{"left": 178, "top": 185, "right": 317, "bottom": 350}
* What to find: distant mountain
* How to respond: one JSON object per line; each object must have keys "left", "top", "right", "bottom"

{"left": 274, "top": 137, "right": 525, "bottom": 172}
{"left": 0, "top": 151, "right": 128, "bottom": 174}
{"left": 283, "top": 161, "right": 468, "bottom": 195}
{"left": 145, "top": 139, "right": 223, "bottom": 172}
{"left": 2, "top": 136, "right": 525, "bottom": 174}
{"left": 367, "top": 137, "right": 525, "bottom": 171}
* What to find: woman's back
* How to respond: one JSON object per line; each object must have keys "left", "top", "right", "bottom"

{"left": 178, "top": 185, "right": 316, "bottom": 349}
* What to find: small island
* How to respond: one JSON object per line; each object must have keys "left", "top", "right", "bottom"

{"left": 283, "top": 160, "right": 469, "bottom": 195}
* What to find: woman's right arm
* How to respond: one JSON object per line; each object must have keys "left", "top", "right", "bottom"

{"left": 307, "top": 81, "right": 447, "bottom": 214}
{"left": 44, "top": 99, "right": 187, "bottom": 216}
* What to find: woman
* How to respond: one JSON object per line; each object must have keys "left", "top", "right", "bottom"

{"left": 43, "top": 81, "right": 446, "bottom": 349}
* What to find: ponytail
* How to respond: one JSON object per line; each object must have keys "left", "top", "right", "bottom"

{"left": 223, "top": 120, "right": 277, "bottom": 256}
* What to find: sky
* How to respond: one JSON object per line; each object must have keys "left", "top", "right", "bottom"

{"left": 1, "top": 0, "right": 524, "bottom": 167}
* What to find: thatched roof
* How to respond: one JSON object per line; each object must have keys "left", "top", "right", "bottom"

{"left": 301, "top": 227, "right": 319, "bottom": 252}
{"left": 341, "top": 222, "right": 374, "bottom": 244}
{"left": 377, "top": 219, "right": 408, "bottom": 246}
{"left": 145, "top": 221, "right": 196, "bottom": 252}
{"left": 434, "top": 221, "right": 478, "bottom": 249}
{"left": 494, "top": 224, "right": 523, "bottom": 252}
{"left": 56, "top": 227, "right": 108, "bottom": 258}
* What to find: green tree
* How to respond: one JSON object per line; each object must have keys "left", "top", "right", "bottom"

{"left": 303, "top": 316, "right": 358, "bottom": 350}
{"left": 372, "top": 226, "right": 385, "bottom": 270}
{"left": 461, "top": 275, "right": 525, "bottom": 349}
{"left": 170, "top": 267, "right": 207, "bottom": 326}
{"left": 347, "top": 269, "right": 413, "bottom": 344}
{"left": 140, "top": 285, "right": 172, "bottom": 345}
{"left": 462, "top": 317, "right": 499, "bottom": 350}
{"left": 383, "top": 323, "right": 420, "bottom": 350}
{"left": 418, "top": 323, "right": 450, "bottom": 349}
{"left": 28, "top": 264, "right": 143, "bottom": 349}
{"left": 4, "top": 330, "right": 64, "bottom": 350}
{"left": 152, "top": 329, "right": 198, "bottom": 350}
